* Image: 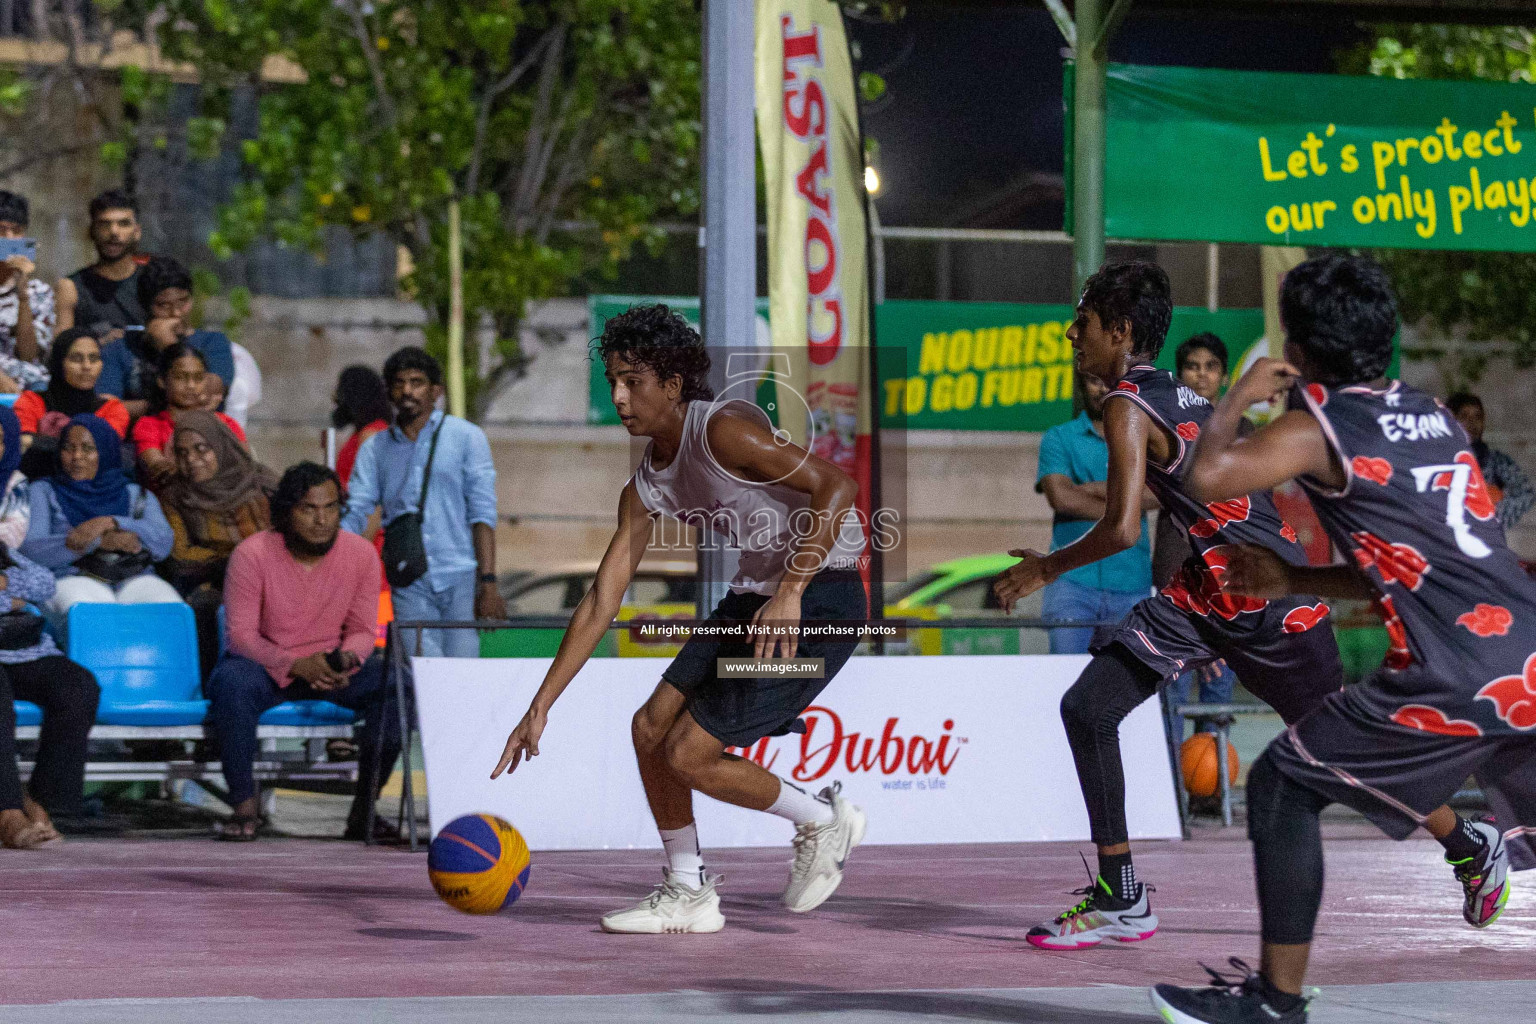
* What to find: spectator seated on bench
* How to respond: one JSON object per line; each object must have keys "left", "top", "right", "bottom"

{"left": 158, "top": 411, "right": 276, "bottom": 678}
{"left": 0, "top": 544, "right": 99, "bottom": 849}
{"left": 20, "top": 414, "right": 180, "bottom": 633}
{"left": 215, "top": 604, "right": 356, "bottom": 729}
{"left": 208, "top": 463, "right": 399, "bottom": 843}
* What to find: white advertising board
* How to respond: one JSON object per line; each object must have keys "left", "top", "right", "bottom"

{"left": 414, "top": 655, "right": 1182, "bottom": 850}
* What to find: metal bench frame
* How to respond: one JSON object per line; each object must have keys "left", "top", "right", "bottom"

{"left": 15, "top": 722, "right": 359, "bottom": 816}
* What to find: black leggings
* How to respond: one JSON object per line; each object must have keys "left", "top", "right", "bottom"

{"left": 0, "top": 656, "right": 100, "bottom": 814}
{"left": 1246, "top": 745, "right": 1330, "bottom": 945}
{"left": 1059, "top": 643, "right": 1163, "bottom": 847}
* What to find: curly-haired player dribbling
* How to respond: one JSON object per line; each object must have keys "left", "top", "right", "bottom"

{"left": 490, "top": 305, "right": 869, "bottom": 933}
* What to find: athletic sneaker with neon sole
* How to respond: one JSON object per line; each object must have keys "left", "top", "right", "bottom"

{"left": 1452, "top": 821, "right": 1510, "bottom": 929}
{"left": 600, "top": 870, "right": 726, "bottom": 934}
{"left": 1150, "top": 959, "right": 1309, "bottom": 1024}
{"left": 782, "top": 782, "right": 867, "bottom": 913}
{"left": 1026, "top": 876, "right": 1158, "bottom": 950}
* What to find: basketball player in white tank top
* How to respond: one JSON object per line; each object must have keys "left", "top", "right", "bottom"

{"left": 491, "top": 305, "right": 870, "bottom": 933}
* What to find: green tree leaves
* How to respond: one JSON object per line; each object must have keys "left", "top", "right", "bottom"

{"left": 158, "top": 0, "right": 702, "bottom": 416}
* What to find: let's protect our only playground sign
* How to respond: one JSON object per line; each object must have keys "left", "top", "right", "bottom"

{"left": 1071, "top": 63, "right": 1536, "bottom": 252}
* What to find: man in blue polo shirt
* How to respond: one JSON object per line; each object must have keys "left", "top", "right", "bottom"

{"left": 1034, "top": 374, "right": 1153, "bottom": 653}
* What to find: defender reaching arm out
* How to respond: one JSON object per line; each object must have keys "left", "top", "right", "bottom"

{"left": 1001, "top": 262, "right": 1352, "bottom": 956}
{"left": 994, "top": 301, "right": 1170, "bottom": 613}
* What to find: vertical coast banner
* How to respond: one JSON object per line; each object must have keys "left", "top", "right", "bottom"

{"left": 1070, "top": 63, "right": 1536, "bottom": 251}
{"left": 755, "top": 0, "right": 872, "bottom": 499}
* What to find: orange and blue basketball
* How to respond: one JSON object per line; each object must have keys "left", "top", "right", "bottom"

{"left": 428, "top": 813, "right": 531, "bottom": 914}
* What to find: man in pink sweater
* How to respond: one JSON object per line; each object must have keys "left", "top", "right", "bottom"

{"left": 208, "top": 462, "right": 399, "bottom": 842}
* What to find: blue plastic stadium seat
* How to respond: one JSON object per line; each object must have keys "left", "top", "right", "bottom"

{"left": 260, "top": 701, "right": 357, "bottom": 726}
{"left": 13, "top": 701, "right": 41, "bottom": 727}
{"left": 67, "top": 603, "right": 207, "bottom": 726}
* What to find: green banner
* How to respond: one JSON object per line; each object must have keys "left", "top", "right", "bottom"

{"left": 1071, "top": 63, "right": 1536, "bottom": 251}
{"left": 877, "top": 301, "right": 1263, "bottom": 430}
{"left": 588, "top": 296, "right": 1264, "bottom": 431}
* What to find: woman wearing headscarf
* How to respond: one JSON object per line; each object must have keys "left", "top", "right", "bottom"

{"left": 20, "top": 413, "right": 180, "bottom": 623}
{"left": 14, "top": 328, "right": 130, "bottom": 441}
{"left": 0, "top": 542, "right": 99, "bottom": 849}
{"left": 159, "top": 411, "right": 276, "bottom": 673}
{"left": 15, "top": 328, "right": 130, "bottom": 482}
{"left": 0, "top": 405, "right": 31, "bottom": 551}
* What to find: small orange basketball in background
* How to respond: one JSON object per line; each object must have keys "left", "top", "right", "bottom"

{"left": 1180, "top": 732, "right": 1240, "bottom": 798}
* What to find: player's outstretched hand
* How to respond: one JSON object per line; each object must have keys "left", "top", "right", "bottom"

{"left": 491, "top": 706, "right": 548, "bottom": 779}
{"left": 994, "top": 549, "right": 1052, "bottom": 613}
{"left": 1216, "top": 544, "right": 1291, "bottom": 600}
{"left": 1229, "top": 356, "right": 1301, "bottom": 410}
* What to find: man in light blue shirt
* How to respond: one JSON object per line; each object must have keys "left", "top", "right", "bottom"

{"left": 1034, "top": 374, "right": 1154, "bottom": 654}
{"left": 342, "top": 347, "right": 506, "bottom": 657}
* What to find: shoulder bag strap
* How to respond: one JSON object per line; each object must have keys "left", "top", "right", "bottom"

{"left": 415, "top": 417, "right": 447, "bottom": 514}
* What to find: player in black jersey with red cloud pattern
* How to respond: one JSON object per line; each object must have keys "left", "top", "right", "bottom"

{"left": 992, "top": 261, "right": 1346, "bottom": 952}
{"left": 1151, "top": 254, "right": 1536, "bottom": 1024}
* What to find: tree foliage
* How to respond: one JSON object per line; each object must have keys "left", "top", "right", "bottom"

{"left": 1343, "top": 25, "right": 1536, "bottom": 380}
{"left": 152, "top": 0, "right": 702, "bottom": 414}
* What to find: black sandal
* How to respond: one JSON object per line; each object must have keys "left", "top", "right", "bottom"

{"left": 326, "top": 739, "right": 359, "bottom": 762}
{"left": 216, "top": 814, "right": 261, "bottom": 842}
{"left": 343, "top": 814, "right": 402, "bottom": 843}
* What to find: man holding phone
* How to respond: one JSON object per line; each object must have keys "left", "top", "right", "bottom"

{"left": 0, "top": 190, "right": 54, "bottom": 392}
{"left": 208, "top": 463, "right": 403, "bottom": 842}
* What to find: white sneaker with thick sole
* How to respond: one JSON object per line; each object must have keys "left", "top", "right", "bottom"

{"left": 599, "top": 870, "right": 726, "bottom": 934}
{"left": 783, "top": 782, "right": 867, "bottom": 914}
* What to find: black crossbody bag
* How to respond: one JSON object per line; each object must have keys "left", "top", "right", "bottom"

{"left": 381, "top": 419, "right": 445, "bottom": 589}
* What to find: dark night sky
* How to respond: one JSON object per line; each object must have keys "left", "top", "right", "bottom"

{"left": 850, "top": 5, "right": 1372, "bottom": 226}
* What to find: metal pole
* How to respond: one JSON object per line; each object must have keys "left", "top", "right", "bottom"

{"left": 1205, "top": 242, "right": 1220, "bottom": 313}
{"left": 697, "top": 0, "right": 755, "bottom": 619}
{"left": 871, "top": 200, "right": 886, "bottom": 306}
{"left": 1072, "top": 0, "right": 1106, "bottom": 294}
{"left": 446, "top": 200, "right": 467, "bottom": 419}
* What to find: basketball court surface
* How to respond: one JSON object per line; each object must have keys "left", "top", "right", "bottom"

{"left": 2, "top": 819, "right": 1530, "bottom": 1023}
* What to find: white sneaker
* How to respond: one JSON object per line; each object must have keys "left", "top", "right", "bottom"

{"left": 1027, "top": 878, "right": 1158, "bottom": 950}
{"left": 1452, "top": 821, "right": 1511, "bottom": 929}
{"left": 783, "top": 782, "right": 867, "bottom": 913}
{"left": 599, "top": 870, "right": 726, "bottom": 934}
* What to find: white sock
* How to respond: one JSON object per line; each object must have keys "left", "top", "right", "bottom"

{"left": 659, "top": 823, "right": 705, "bottom": 886}
{"left": 765, "top": 779, "right": 835, "bottom": 825}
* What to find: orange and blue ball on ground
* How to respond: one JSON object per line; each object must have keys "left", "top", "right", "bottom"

{"left": 428, "top": 813, "right": 531, "bottom": 914}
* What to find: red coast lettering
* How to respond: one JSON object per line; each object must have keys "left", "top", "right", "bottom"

{"left": 780, "top": 16, "right": 843, "bottom": 367}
